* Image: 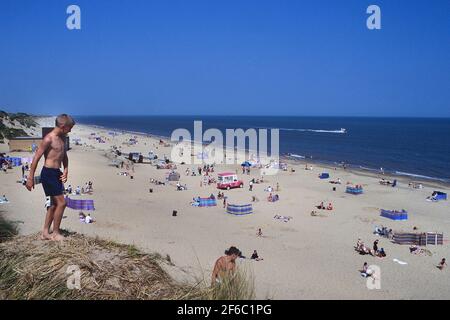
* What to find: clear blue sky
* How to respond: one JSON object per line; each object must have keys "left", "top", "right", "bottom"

{"left": 0, "top": 0, "right": 449, "bottom": 116}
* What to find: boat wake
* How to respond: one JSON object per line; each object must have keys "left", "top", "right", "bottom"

{"left": 277, "top": 128, "right": 347, "bottom": 134}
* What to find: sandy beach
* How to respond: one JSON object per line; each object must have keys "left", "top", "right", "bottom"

{"left": 1, "top": 117, "right": 450, "bottom": 299}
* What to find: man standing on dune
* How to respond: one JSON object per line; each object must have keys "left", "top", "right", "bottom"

{"left": 26, "top": 114, "right": 75, "bottom": 241}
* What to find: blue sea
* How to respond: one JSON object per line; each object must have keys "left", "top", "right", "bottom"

{"left": 75, "top": 116, "right": 450, "bottom": 183}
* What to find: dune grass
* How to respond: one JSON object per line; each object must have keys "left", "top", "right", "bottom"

{"left": 0, "top": 230, "right": 255, "bottom": 300}
{"left": 0, "top": 210, "right": 18, "bottom": 243}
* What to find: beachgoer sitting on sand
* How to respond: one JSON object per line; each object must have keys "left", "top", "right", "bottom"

{"left": 409, "top": 245, "right": 419, "bottom": 254}
{"left": 377, "top": 248, "right": 386, "bottom": 258}
{"left": 311, "top": 210, "right": 319, "bottom": 216}
{"left": 252, "top": 195, "right": 259, "bottom": 202}
{"left": 326, "top": 203, "right": 333, "bottom": 210}
{"left": 1, "top": 195, "right": 8, "bottom": 202}
{"left": 356, "top": 238, "right": 363, "bottom": 250}
{"left": 437, "top": 258, "right": 447, "bottom": 270}
{"left": 79, "top": 212, "right": 86, "bottom": 222}
{"left": 211, "top": 246, "right": 241, "bottom": 286}
{"left": 85, "top": 213, "right": 94, "bottom": 224}
{"left": 251, "top": 250, "right": 263, "bottom": 261}
{"left": 361, "top": 262, "right": 375, "bottom": 278}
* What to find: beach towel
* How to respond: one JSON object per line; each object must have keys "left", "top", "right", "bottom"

{"left": 274, "top": 215, "right": 292, "bottom": 222}
{"left": 65, "top": 196, "right": 95, "bottom": 211}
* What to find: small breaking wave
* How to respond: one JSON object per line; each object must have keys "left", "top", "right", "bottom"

{"left": 395, "top": 171, "right": 449, "bottom": 183}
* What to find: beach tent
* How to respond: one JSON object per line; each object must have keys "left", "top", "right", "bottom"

{"left": 380, "top": 209, "right": 408, "bottom": 221}
{"left": 393, "top": 232, "right": 443, "bottom": 246}
{"left": 346, "top": 186, "right": 363, "bottom": 195}
{"left": 167, "top": 171, "right": 180, "bottom": 181}
{"left": 226, "top": 204, "right": 253, "bottom": 215}
{"left": 65, "top": 197, "right": 95, "bottom": 211}
{"left": 198, "top": 198, "right": 217, "bottom": 207}
{"left": 431, "top": 191, "right": 447, "bottom": 201}
{"left": 319, "top": 173, "right": 329, "bottom": 179}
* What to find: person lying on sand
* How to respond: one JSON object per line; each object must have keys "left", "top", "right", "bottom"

{"left": 211, "top": 246, "right": 241, "bottom": 286}
{"left": 355, "top": 241, "right": 373, "bottom": 255}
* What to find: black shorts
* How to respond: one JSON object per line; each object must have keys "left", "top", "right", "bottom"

{"left": 41, "top": 166, "right": 64, "bottom": 197}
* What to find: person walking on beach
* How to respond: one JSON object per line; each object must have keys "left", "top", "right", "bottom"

{"left": 26, "top": 114, "right": 75, "bottom": 241}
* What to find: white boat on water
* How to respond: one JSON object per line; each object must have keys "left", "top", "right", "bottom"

{"left": 340, "top": 128, "right": 347, "bottom": 133}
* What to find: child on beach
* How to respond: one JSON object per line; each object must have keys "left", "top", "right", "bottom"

{"left": 26, "top": 114, "right": 75, "bottom": 241}
{"left": 437, "top": 258, "right": 447, "bottom": 270}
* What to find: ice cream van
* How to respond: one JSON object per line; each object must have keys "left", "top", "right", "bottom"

{"left": 217, "top": 172, "right": 244, "bottom": 190}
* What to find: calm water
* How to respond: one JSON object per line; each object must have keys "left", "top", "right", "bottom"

{"left": 75, "top": 116, "right": 450, "bottom": 183}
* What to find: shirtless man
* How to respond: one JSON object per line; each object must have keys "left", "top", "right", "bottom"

{"left": 211, "top": 246, "right": 241, "bottom": 286}
{"left": 26, "top": 114, "right": 75, "bottom": 241}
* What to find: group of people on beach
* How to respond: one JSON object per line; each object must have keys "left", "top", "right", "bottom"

{"left": 64, "top": 181, "right": 93, "bottom": 195}
{"left": 355, "top": 239, "right": 386, "bottom": 258}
